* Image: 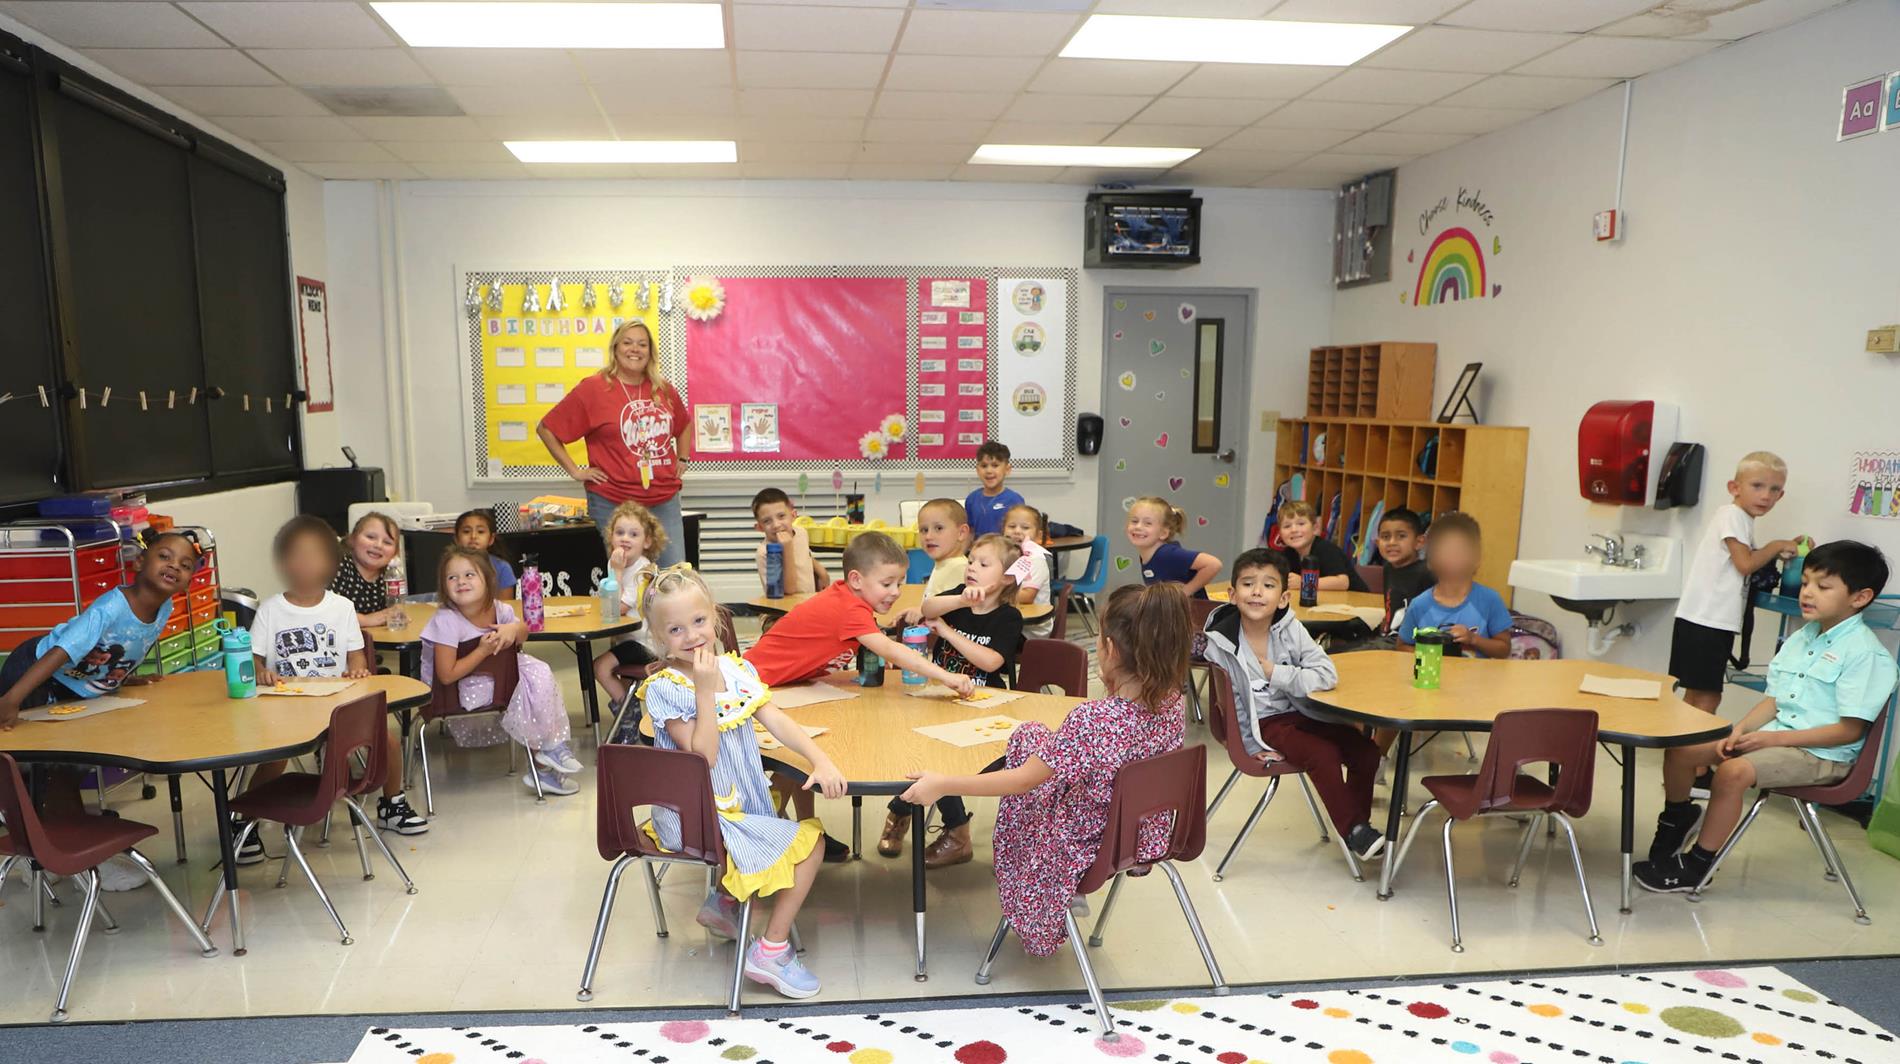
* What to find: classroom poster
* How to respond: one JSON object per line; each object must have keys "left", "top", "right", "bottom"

{"left": 994, "top": 276, "right": 1067, "bottom": 463}
{"left": 916, "top": 277, "right": 987, "bottom": 460}
{"left": 295, "top": 277, "right": 334, "bottom": 413}
{"left": 1848, "top": 451, "right": 1900, "bottom": 518}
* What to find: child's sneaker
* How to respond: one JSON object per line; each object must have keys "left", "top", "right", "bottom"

{"left": 96, "top": 854, "right": 149, "bottom": 892}
{"left": 696, "top": 891, "right": 743, "bottom": 940}
{"left": 1634, "top": 851, "right": 1713, "bottom": 894}
{"left": 744, "top": 939, "right": 820, "bottom": 999}
{"left": 525, "top": 768, "right": 579, "bottom": 796}
{"left": 1648, "top": 801, "right": 1703, "bottom": 864}
{"left": 1690, "top": 769, "right": 1715, "bottom": 800}
{"left": 232, "top": 817, "right": 267, "bottom": 865}
{"left": 1347, "top": 823, "right": 1387, "bottom": 861}
{"left": 378, "top": 794, "right": 430, "bottom": 835}
{"left": 535, "top": 741, "right": 583, "bottom": 775}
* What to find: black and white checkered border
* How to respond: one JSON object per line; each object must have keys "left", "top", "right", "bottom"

{"left": 666, "top": 265, "right": 1077, "bottom": 473}
{"left": 462, "top": 269, "right": 668, "bottom": 482}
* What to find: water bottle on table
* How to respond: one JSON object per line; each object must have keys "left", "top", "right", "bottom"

{"left": 764, "top": 541, "right": 784, "bottom": 599}
{"left": 521, "top": 553, "right": 545, "bottom": 633}
{"left": 901, "top": 625, "right": 930, "bottom": 684}
{"left": 219, "top": 621, "right": 256, "bottom": 699}
{"left": 1412, "top": 628, "right": 1448, "bottom": 690}
{"left": 598, "top": 567, "right": 622, "bottom": 622}
{"left": 383, "top": 552, "right": 409, "bottom": 630}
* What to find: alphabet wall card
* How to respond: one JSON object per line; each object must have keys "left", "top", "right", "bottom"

{"left": 1840, "top": 75, "right": 1885, "bottom": 140}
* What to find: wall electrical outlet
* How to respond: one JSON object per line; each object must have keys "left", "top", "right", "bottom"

{"left": 1867, "top": 326, "right": 1899, "bottom": 353}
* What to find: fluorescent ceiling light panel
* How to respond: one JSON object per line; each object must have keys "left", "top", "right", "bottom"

{"left": 506, "top": 140, "right": 737, "bottom": 163}
{"left": 372, "top": 3, "right": 723, "bottom": 49}
{"left": 1060, "top": 15, "right": 1409, "bottom": 66}
{"left": 969, "top": 144, "right": 1198, "bottom": 168}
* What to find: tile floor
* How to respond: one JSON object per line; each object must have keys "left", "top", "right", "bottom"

{"left": 3, "top": 633, "right": 1897, "bottom": 1025}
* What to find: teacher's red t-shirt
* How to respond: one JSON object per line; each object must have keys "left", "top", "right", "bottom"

{"left": 540, "top": 376, "right": 687, "bottom": 506}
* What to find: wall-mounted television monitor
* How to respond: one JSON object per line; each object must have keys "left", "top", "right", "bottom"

{"left": 1084, "top": 191, "right": 1202, "bottom": 269}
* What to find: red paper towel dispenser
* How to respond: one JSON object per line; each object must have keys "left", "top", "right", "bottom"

{"left": 1579, "top": 400, "right": 1678, "bottom": 505}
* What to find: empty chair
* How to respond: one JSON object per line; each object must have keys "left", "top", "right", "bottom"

{"left": 1047, "top": 582, "right": 1075, "bottom": 642}
{"left": 0, "top": 752, "right": 217, "bottom": 1021}
{"left": 1201, "top": 667, "right": 1362, "bottom": 882}
{"left": 1183, "top": 597, "right": 1222, "bottom": 722}
{"left": 1689, "top": 708, "right": 1888, "bottom": 923}
{"left": 1356, "top": 564, "right": 1385, "bottom": 595}
{"left": 201, "top": 693, "right": 417, "bottom": 947}
{"left": 1054, "top": 535, "right": 1109, "bottom": 634}
{"left": 904, "top": 548, "right": 934, "bottom": 584}
{"left": 416, "top": 635, "right": 538, "bottom": 812}
{"left": 974, "top": 745, "right": 1225, "bottom": 1041}
{"left": 1390, "top": 708, "right": 1602, "bottom": 953}
{"left": 1016, "top": 638, "right": 1088, "bottom": 697}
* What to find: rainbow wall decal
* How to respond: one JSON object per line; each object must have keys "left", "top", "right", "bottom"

{"left": 1413, "top": 226, "right": 1487, "bottom": 306}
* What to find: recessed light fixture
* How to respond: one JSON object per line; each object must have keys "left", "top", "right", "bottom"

{"left": 372, "top": 3, "right": 723, "bottom": 49}
{"left": 505, "top": 140, "right": 738, "bottom": 163}
{"left": 1060, "top": 15, "right": 1409, "bottom": 66}
{"left": 969, "top": 144, "right": 1199, "bottom": 168}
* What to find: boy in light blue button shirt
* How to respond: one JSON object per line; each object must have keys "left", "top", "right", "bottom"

{"left": 1636, "top": 540, "right": 1896, "bottom": 893}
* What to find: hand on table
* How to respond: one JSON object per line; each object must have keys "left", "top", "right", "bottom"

{"left": 803, "top": 758, "right": 847, "bottom": 799}
{"left": 946, "top": 674, "right": 977, "bottom": 699}
{"left": 0, "top": 698, "right": 19, "bottom": 731}
{"left": 343, "top": 667, "right": 373, "bottom": 679}
{"left": 899, "top": 771, "right": 948, "bottom": 807}
{"left": 258, "top": 667, "right": 282, "bottom": 687}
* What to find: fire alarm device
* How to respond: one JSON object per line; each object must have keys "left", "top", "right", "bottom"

{"left": 1593, "top": 210, "right": 1620, "bottom": 242}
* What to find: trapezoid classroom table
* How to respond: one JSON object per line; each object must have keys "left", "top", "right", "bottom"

{"left": 1305, "top": 652, "right": 1731, "bottom": 914}
{"left": 748, "top": 584, "right": 1052, "bottom": 626}
{"left": 0, "top": 672, "right": 429, "bottom": 955}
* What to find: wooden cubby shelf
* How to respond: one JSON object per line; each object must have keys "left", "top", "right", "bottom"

{"left": 1307, "top": 342, "right": 1437, "bottom": 420}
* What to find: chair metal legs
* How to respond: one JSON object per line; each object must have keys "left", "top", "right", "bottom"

{"left": 1507, "top": 813, "right": 1543, "bottom": 887}
{"left": 577, "top": 854, "right": 636, "bottom": 1002}
{"left": 1086, "top": 872, "right": 1124, "bottom": 947}
{"left": 51, "top": 869, "right": 101, "bottom": 1023}
{"left": 1696, "top": 797, "right": 1871, "bottom": 924}
{"left": 1158, "top": 862, "right": 1227, "bottom": 993}
{"left": 1399, "top": 802, "right": 1601, "bottom": 953}
{"left": 415, "top": 726, "right": 436, "bottom": 818}
{"left": 973, "top": 916, "right": 1009, "bottom": 985}
{"left": 728, "top": 897, "right": 754, "bottom": 1016}
{"left": 1797, "top": 801, "right": 1870, "bottom": 924}
{"left": 1689, "top": 793, "right": 1769, "bottom": 903}
{"left": 342, "top": 798, "right": 418, "bottom": 895}
{"left": 1065, "top": 909, "right": 1118, "bottom": 1040}
{"left": 1206, "top": 767, "right": 1241, "bottom": 820}
{"left": 1212, "top": 776, "right": 1278, "bottom": 881}
{"left": 200, "top": 819, "right": 262, "bottom": 932}
{"left": 1294, "top": 774, "right": 1331, "bottom": 844}
{"left": 284, "top": 826, "right": 353, "bottom": 945}
{"left": 121, "top": 849, "right": 218, "bottom": 959}
{"left": 1550, "top": 812, "right": 1603, "bottom": 945}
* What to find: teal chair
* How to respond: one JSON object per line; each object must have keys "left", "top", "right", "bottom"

{"left": 905, "top": 548, "right": 934, "bottom": 584}
{"left": 1055, "top": 535, "right": 1110, "bottom": 635}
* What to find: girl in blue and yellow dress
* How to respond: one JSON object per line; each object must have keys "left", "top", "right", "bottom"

{"left": 634, "top": 566, "right": 846, "bottom": 999}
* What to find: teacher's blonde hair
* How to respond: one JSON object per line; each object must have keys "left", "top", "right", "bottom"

{"left": 598, "top": 319, "right": 672, "bottom": 409}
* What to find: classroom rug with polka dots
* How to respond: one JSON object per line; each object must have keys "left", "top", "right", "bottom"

{"left": 346, "top": 966, "right": 1892, "bottom": 1064}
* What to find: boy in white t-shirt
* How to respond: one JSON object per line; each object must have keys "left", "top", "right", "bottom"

{"left": 1670, "top": 452, "right": 1805, "bottom": 715}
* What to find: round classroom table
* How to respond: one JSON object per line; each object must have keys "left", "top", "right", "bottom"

{"left": 0, "top": 671, "right": 429, "bottom": 955}
{"left": 364, "top": 596, "right": 640, "bottom": 745}
{"left": 643, "top": 668, "right": 1081, "bottom": 981}
{"left": 1304, "top": 652, "right": 1730, "bottom": 913}
{"left": 807, "top": 534, "right": 1093, "bottom": 555}
{"left": 1205, "top": 584, "right": 1385, "bottom": 622}
{"left": 748, "top": 584, "right": 1052, "bottom": 626}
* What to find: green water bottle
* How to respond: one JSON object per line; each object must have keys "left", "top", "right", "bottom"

{"left": 1412, "top": 628, "right": 1448, "bottom": 690}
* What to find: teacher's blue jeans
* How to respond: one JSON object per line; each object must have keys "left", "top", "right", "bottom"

{"left": 587, "top": 491, "right": 685, "bottom": 568}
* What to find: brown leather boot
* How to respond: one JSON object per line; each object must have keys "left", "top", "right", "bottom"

{"left": 923, "top": 823, "right": 973, "bottom": 869}
{"left": 878, "top": 812, "right": 910, "bottom": 858}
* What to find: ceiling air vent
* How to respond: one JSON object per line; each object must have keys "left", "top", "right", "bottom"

{"left": 304, "top": 86, "right": 464, "bottom": 118}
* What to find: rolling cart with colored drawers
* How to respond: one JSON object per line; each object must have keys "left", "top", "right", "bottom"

{"left": 127, "top": 525, "right": 223, "bottom": 677}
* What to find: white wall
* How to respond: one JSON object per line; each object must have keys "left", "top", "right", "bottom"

{"left": 1331, "top": 0, "right": 1900, "bottom": 671}
{"left": 324, "top": 179, "right": 1335, "bottom": 593}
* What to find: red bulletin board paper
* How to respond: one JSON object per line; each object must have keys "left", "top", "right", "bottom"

{"left": 916, "top": 277, "right": 987, "bottom": 461}
{"left": 684, "top": 276, "right": 908, "bottom": 463}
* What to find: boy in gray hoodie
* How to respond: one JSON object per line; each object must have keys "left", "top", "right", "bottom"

{"left": 1198, "top": 547, "right": 1386, "bottom": 861}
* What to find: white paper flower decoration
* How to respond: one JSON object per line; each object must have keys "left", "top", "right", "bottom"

{"left": 859, "top": 431, "right": 890, "bottom": 460}
{"left": 880, "top": 414, "right": 907, "bottom": 441}
{"left": 682, "top": 277, "right": 726, "bottom": 321}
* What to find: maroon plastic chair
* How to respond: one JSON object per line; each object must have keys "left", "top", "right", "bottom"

{"left": 1182, "top": 597, "right": 1222, "bottom": 722}
{"left": 1200, "top": 666, "right": 1362, "bottom": 882}
{"left": 0, "top": 752, "right": 217, "bottom": 1021}
{"left": 200, "top": 693, "right": 416, "bottom": 947}
{"left": 1016, "top": 638, "right": 1088, "bottom": 697}
{"left": 1390, "top": 708, "right": 1602, "bottom": 953}
{"left": 973, "top": 745, "right": 1225, "bottom": 1040}
{"left": 1689, "top": 708, "right": 1888, "bottom": 922}
{"left": 1047, "top": 582, "right": 1074, "bottom": 642}
{"left": 579, "top": 743, "right": 766, "bottom": 1015}
{"left": 417, "top": 635, "right": 536, "bottom": 812}
{"left": 1356, "top": 564, "right": 1385, "bottom": 595}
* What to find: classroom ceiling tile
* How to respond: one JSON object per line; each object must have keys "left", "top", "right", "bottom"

{"left": 739, "top": 140, "right": 865, "bottom": 163}
{"left": 249, "top": 48, "right": 433, "bottom": 88}
{"left": 731, "top": 4, "right": 904, "bottom": 53}
{"left": 734, "top": 115, "right": 863, "bottom": 141}
{"left": 520, "top": 163, "right": 736, "bottom": 179}
{"left": 215, "top": 114, "right": 361, "bottom": 141}
{"left": 0, "top": 2, "right": 223, "bottom": 48}
{"left": 259, "top": 139, "right": 398, "bottom": 163}
{"left": 1265, "top": 0, "right": 1463, "bottom": 21}
{"left": 1252, "top": 99, "right": 1413, "bottom": 130}
{"left": 896, "top": 10, "right": 1082, "bottom": 57}
{"left": 152, "top": 85, "right": 331, "bottom": 117}
{"left": 740, "top": 0, "right": 904, "bottom": 7}
{"left": 1331, "top": 129, "right": 1468, "bottom": 155}
{"left": 999, "top": 93, "right": 1150, "bottom": 124}
{"left": 1102, "top": 124, "right": 1241, "bottom": 148}
{"left": 1092, "top": 0, "right": 1274, "bottom": 15}
{"left": 740, "top": 161, "right": 853, "bottom": 180}
{"left": 883, "top": 55, "right": 1043, "bottom": 93}
{"left": 299, "top": 161, "right": 424, "bottom": 179}
{"left": 1025, "top": 59, "right": 1195, "bottom": 96}
{"left": 983, "top": 121, "right": 1116, "bottom": 145}
{"left": 874, "top": 91, "right": 1016, "bottom": 120}
{"left": 446, "top": 82, "right": 599, "bottom": 117}
{"left": 1599, "top": 0, "right": 1844, "bottom": 41}
{"left": 1134, "top": 95, "right": 1285, "bottom": 126}
{"left": 472, "top": 114, "right": 613, "bottom": 139}
{"left": 592, "top": 84, "right": 737, "bottom": 116}
{"left": 1376, "top": 104, "right": 1542, "bottom": 135}
{"left": 1303, "top": 68, "right": 1484, "bottom": 104}
{"left": 411, "top": 162, "right": 531, "bottom": 180}
{"left": 343, "top": 116, "right": 492, "bottom": 141}
{"left": 1511, "top": 36, "right": 1720, "bottom": 78}
{"left": 1253, "top": 170, "right": 1348, "bottom": 188}
{"left": 864, "top": 118, "right": 996, "bottom": 143}
{"left": 736, "top": 89, "right": 876, "bottom": 117}
{"left": 949, "top": 163, "right": 1062, "bottom": 183}
{"left": 1437, "top": 73, "right": 1617, "bottom": 109}
{"left": 854, "top": 141, "right": 976, "bottom": 164}
{"left": 734, "top": 51, "right": 888, "bottom": 89}
{"left": 1291, "top": 150, "right": 1415, "bottom": 172}
{"left": 573, "top": 49, "right": 732, "bottom": 87}
{"left": 181, "top": 2, "right": 398, "bottom": 49}
{"left": 1170, "top": 147, "right": 1314, "bottom": 172}
{"left": 847, "top": 162, "right": 958, "bottom": 180}
{"left": 1053, "top": 165, "right": 1171, "bottom": 185}
{"left": 84, "top": 48, "right": 280, "bottom": 86}
{"left": 381, "top": 140, "right": 519, "bottom": 163}
{"left": 604, "top": 114, "right": 742, "bottom": 139}
{"left": 1361, "top": 27, "right": 1573, "bottom": 72}
{"left": 1157, "top": 166, "right": 1274, "bottom": 189}
{"left": 1216, "top": 124, "right": 1357, "bottom": 152}
{"left": 412, "top": 49, "right": 584, "bottom": 87}
{"left": 1165, "top": 64, "right": 1340, "bottom": 100}
{"left": 1437, "top": 0, "right": 1658, "bottom": 33}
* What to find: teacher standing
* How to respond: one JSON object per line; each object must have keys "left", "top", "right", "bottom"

{"left": 537, "top": 320, "right": 688, "bottom": 566}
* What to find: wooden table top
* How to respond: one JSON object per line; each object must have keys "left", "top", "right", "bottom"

{"left": 645, "top": 670, "right": 1082, "bottom": 793}
{"left": 0, "top": 672, "right": 430, "bottom": 773}
{"left": 1307, "top": 652, "right": 1731, "bottom": 748}
{"left": 811, "top": 534, "right": 1093, "bottom": 554}
{"left": 1204, "top": 585, "right": 1385, "bottom": 621}
{"left": 748, "top": 584, "right": 1051, "bottom": 624}
{"left": 364, "top": 595, "right": 640, "bottom": 646}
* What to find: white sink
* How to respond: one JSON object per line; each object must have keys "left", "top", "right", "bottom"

{"left": 1509, "top": 534, "right": 1681, "bottom": 605}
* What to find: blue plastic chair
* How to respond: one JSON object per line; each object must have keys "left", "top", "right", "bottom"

{"left": 905, "top": 548, "right": 934, "bottom": 584}
{"left": 1054, "top": 535, "right": 1110, "bottom": 635}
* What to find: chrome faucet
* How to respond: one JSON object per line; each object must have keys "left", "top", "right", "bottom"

{"left": 1584, "top": 533, "right": 1646, "bottom": 570}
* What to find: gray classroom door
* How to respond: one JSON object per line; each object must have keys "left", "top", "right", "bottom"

{"left": 1097, "top": 288, "right": 1254, "bottom": 592}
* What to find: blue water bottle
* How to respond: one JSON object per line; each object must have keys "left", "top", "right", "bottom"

{"left": 765, "top": 541, "right": 785, "bottom": 598}
{"left": 901, "top": 625, "right": 931, "bottom": 684}
{"left": 219, "top": 620, "right": 256, "bottom": 699}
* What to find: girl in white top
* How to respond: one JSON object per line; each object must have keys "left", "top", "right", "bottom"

{"left": 592, "top": 499, "right": 666, "bottom": 707}
{"left": 1002, "top": 504, "right": 1055, "bottom": 638}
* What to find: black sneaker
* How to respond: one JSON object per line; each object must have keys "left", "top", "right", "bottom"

{"left": 1690, "top": 770, "right": 1715, "bottom": 800}
{"left": 1634, "top": 852, "right": 1711, "bottom": 894}
{"left": 231, "top": 818, "right": 267, "bottom": 866}
{"left": 1347, "top": 823, "right": 1387, "bottom": 861}
{"left": 1648, "top": 801, "right": 1704, "bottom": 864}
{"left": 823, "top": 834, "right": 849, "bottom": 863}
{"left": 378, "top": 794, "right": 430, "bottom": 835}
